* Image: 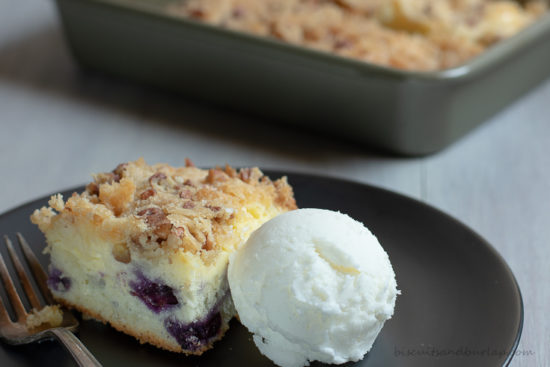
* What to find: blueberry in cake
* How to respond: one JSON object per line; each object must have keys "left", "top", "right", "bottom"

{"left": 31, "top": 158, "right": 296, "bottom": 354}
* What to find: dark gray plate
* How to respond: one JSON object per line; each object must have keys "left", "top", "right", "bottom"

{"left": 0, "top": 171, "right": 522, "bottom": 366}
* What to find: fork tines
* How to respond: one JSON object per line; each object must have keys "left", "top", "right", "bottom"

{"left": 0, "top": 233, "right": 52, "bottom": 324}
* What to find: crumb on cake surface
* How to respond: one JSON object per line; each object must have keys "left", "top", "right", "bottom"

{"left": 32, "top": 158, "right": 296, "bottom": 265}
{"left": 168, "top": 0, "right": 547, "bottom": 71}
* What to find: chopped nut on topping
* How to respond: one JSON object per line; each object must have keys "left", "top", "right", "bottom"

{"left": 239, "top": 168, "right": 252, "bottom": 182}
{"left": 113, "top": 162, "right": 128, "bottom": 177}
{"left": 239, "top": 167, "right": 262, "bottom": 183}
{"left": 183, "top": 201, "right": 195, "bottom": 209}
{"left": 149, "top": 172, "right": 167, "bottom": 185}
{"left": 138, "top": 207, "right": 173, "bottom": 240}
{"left": 202, "top": 234, "right": 214, "bottom": 251}
{"left": 179, "top": 189, "right": 193, "bottom": 199}
{"left": 206, "top": 168, "right": 229, "bottom": 184}
{"left": 183, "top": 179, "right": 196, "bottom": 187}
{"left": 140, "top": 189, "right": 156, "bottom": 200}
{"left": 206, "top": 205, "right": 222, "bottom": 212}
{"left": 185, "top": 158, "right": 195, "bottom": 167}
{"left": 86, "top": 182, "right": 99, "bottom": 196}
{"left": 224, "top": 164, "right": 238, "bottom": 177}
{"left": 95, "top": 172, "right": 121, "bottom": 185}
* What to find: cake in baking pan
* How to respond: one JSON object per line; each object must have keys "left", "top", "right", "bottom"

{"left": 171, "top": 0, "right": 547, "bottom": 71}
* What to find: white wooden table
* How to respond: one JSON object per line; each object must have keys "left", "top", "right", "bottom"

{"left": 1, "top": 1, "right": 548, "bottom": 366}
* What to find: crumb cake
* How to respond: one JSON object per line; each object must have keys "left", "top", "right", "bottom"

{"left": 31, "top": 159, "right": 296, "bottom": 354}
{"left": 26, "top": 305, "right": 63, "bottom": 331}
{"left": 169, "top": 0, "right": 547, "bottom": 71}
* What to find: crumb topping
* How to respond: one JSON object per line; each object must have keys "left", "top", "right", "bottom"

{"left": 31, "top": 159, "right": 297, "bottom": 263}
{"left": 168, "top": 0, "right": 547, "bottom": 71}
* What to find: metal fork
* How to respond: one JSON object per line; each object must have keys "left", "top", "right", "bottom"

{"left": 0, "top": 233, "right": 101, "bottom": 366}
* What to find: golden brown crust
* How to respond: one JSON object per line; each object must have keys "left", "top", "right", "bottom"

{"left": 55, "top": 297, "right": 229, "bottom": 355}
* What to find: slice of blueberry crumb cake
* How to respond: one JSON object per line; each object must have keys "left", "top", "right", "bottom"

{"left": 31, "top": 158, "right": 296, "bottom": 354}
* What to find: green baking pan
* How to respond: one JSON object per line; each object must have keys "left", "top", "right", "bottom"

{"left": 55, "top": 0, "right": 550, "bottom": 155}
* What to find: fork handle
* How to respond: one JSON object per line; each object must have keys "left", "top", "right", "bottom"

{"left": 49, "top": 328, "right": 102, "bottom": 367}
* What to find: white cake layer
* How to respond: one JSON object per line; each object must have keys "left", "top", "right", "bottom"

{"left": 46, "top": 219, "right": 234, "bottom": 352}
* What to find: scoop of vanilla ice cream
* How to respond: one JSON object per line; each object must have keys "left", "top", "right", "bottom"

{"left": 228, "top": 208, "right": 398, "bottom": 367}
